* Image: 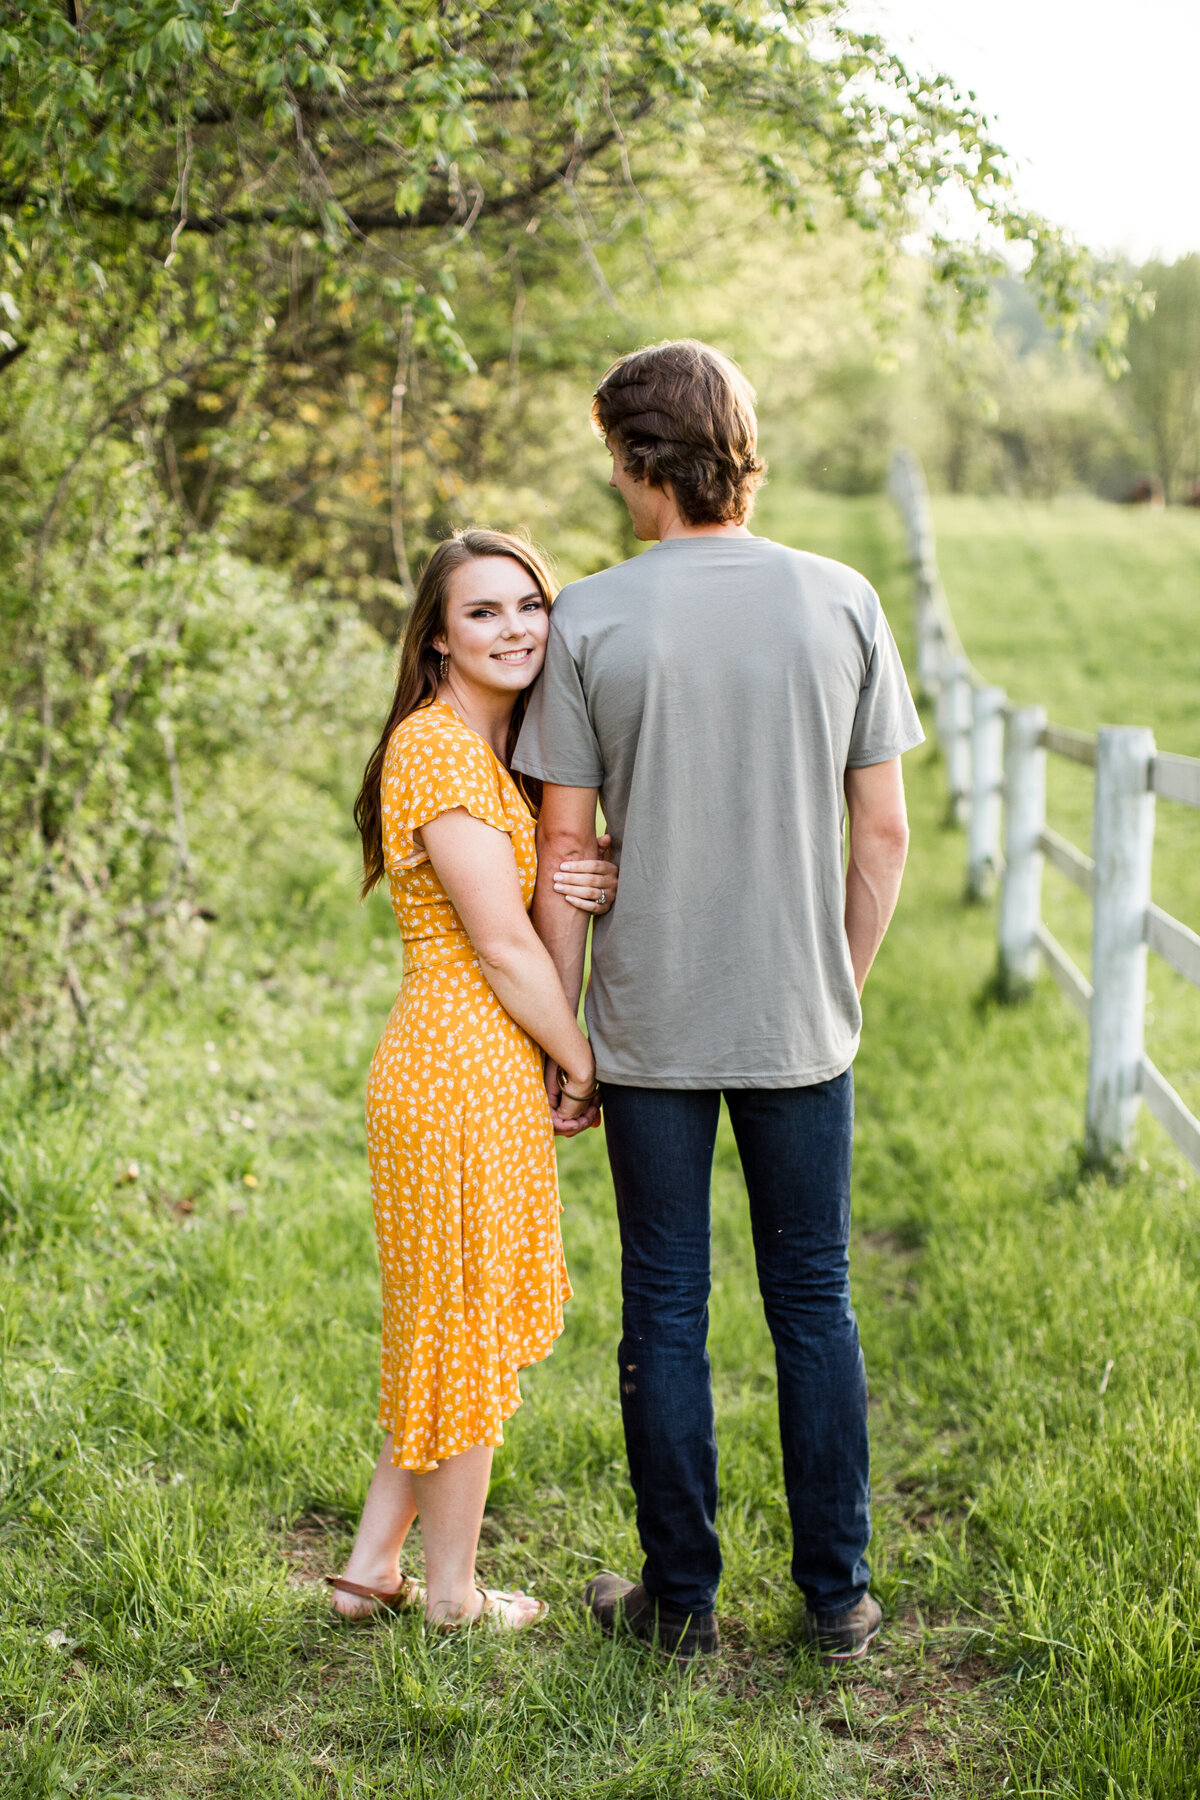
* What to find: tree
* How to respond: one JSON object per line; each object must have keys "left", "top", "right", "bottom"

{"left": 1123, "top": 256, "right": 1200, "bottom": 500}
{"left": 1, "top": 3, "right": 1132, "bottom": 590}
{"left": 0, "top": 1, "right": 1133, "bottom": 1058}
{"left": 0, "top": 3, "right": 1041, "bottom": 260}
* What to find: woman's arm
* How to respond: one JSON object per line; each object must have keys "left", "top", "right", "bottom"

{"left": 420, "top": 806, "right": 596, "bottom": 1099}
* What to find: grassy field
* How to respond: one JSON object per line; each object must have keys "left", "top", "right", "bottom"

{"left": 2, "top": 490, "right": 1199, "bottom": 1797}
{"left": 920, "top": 493, "right": 1200, "bottom": 1117}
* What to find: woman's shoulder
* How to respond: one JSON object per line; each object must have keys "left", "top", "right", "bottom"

{"left": 388, "top": 702, "right": 490, "bottom": 767}
{"left": 381, "top": 703, "right": 518, "bottom": 856}
{"left": 392, "top": 700, "right": 463, "bottom": 746}
{"left": 384, "top": 704, "right": 505, "bottom": 809}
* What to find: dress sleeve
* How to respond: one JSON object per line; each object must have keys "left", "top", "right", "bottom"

{"left": 382, "top": 718, "right": 510, "bottom": 873}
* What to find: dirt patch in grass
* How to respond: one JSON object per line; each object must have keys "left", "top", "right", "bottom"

{"left": 707, "top": 1606, "right": 997, "bottom": 1783}
{"left": 818, "top": 1612, "right": 998, "bottom": 1783}
{"left": 855, "top": 1228, "right": 922, "bottom": 1311}
{"left": 282, "top": 1509, "right": 348, "bottom": 1589}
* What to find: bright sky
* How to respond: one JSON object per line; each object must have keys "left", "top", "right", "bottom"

{"left": 840, "top": 0, "right": 1199, "bottom": 263}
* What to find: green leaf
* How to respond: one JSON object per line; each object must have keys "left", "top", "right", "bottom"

{"left": 440, "top": 110, "right": 477, "bottom": 152}
{"left": 393, "top": 177, "right": 427, "bottom": 219}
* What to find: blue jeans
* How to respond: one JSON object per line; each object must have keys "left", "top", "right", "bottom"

{"left": 601, "top": 1073, "right": 870, "bottom": 1617}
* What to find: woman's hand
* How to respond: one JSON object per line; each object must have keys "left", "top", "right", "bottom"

{"left": 553, "top": 833, "right": 618, "bottom": 916}
{"left": 551, "top": 1093, "right": 602, "bottom": 1136}
{"left": 545, "top": 1059, "right": 602, "bottom": 1135}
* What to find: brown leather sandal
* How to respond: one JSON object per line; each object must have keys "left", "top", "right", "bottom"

{"left": 325, "top": 1573, "right": 426, "bottom": 1615}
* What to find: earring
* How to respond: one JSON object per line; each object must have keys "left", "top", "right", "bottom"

{"left": 439, "top": 652, "right": 449, "bottom": 681}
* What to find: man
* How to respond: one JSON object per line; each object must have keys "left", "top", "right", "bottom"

{"left": 513, "top": 339, "right": 923, "bottom": 1663}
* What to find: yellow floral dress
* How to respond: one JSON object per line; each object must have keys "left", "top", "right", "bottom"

{"left": 365, "top": 700, "right": 570, "bottom": 1470}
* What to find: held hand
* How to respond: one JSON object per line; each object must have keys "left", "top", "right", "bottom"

{"left": 544, "top": 1056, "right": 561, "bottom": 1111}
{"left": 554, "top": 833, "right": 618, "bottom": 916}
{"left": 545, "top": 1060, "right": 602, "bottom": 1135}
{"left": 550, "top": 1093, "right": 602, "bottom": 1136}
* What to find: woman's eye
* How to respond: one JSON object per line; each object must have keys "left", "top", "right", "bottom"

{"left": 521, "top": 601, "right": 543, "bottom": 613}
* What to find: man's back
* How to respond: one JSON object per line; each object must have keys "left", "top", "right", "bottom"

{"left": 514, "top": 533, "right": 923, "bottom": 1087}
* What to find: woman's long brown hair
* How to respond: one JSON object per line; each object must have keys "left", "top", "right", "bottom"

{"left": 354, "top": 529, "right": 557, "bottom": 897}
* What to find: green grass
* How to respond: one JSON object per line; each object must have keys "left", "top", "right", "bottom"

{"left": 2, "top": 489, "right": 1199, "bottom": 1796}
{"left": 920, "top": 493, "right": 1200, "bottom": 1116}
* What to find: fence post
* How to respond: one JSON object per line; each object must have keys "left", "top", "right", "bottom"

{"left": 939, "top": 657, "right": 972, "bottom": 824}
{"left": 967, "top": 685, "right": 1007, "bottom": 898}
{"left": 914, "top": 581, "right": 942, "bottom": 701}
{"left": 1085, "top": 725, "right": 1156, "bottom": 1164}
{"left": 997, "top": 704, "right": 1047, "bottom": 992}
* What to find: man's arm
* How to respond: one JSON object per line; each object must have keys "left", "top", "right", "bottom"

{"left": 532, "top": 782, "right": 600, "bottom": 1013}
{"left": 844, "top": 757, "right": 910, "bottom": 997}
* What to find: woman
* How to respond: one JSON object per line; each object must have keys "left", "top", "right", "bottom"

{"left": 329, "top": 530, "right": 616, "bottom": 1632}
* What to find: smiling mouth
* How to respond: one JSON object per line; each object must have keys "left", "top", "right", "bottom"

{"left": 492, "top": 648, "right": 533, "bottom": 663}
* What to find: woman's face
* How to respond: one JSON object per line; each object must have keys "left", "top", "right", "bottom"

{"left": 434, "top": 555, "right": 550, "bottom": 697}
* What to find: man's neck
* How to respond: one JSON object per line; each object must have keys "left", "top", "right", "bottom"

{"left": 649, "top": 490, "right": 753, "bottom": 542}
{"left": 657, "top": 517, "right": 753, "bottom": 541}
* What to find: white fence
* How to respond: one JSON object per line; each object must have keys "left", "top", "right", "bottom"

{"left": 888, "top": 448, "right": 1200, "bottom": 1174}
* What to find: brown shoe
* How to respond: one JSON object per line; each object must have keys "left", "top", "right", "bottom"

{"left": 802, "top": 1592, "right": 883, "bottom": 1664}
{"left": 584, "top": 1572, "right": 719, "bottom": 1660}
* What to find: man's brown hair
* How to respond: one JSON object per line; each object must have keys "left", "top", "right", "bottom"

{"left": 590, "top": 339, "right": 766, "bottom": 526}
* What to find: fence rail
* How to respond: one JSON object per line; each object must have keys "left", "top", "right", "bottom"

{"left": 1040, "top": 723, "right": 1097, "bottom": 768}
{"left": 888, "top": 448, "right": 1200, "bottom": 1176}
{"left": 1146, "top": 906, "right": 1200, "bottom": 989}
{"left": 1153, "top": 754, "right": 1200, "bottom": 809}
{"left": 1038, "top": 827, "right": 1094, "bottom": 897}
{"left": 1034, "top": 923, "right": 1093, "bottom": 1018}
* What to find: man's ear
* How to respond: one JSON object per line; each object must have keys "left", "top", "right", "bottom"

{"left": 606, "top": 435, "right": 638, "bottom": 481}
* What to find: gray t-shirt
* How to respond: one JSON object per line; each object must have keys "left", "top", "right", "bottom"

{"left": 513, "top": 535, "right": 924, "bottom": 1088}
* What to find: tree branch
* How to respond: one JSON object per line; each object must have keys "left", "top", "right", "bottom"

{"left": 0, "top": 129, "right": 621, "bottom": 241}
{"left": 0, "top": 341, "right": 30, "bottom": 376}
{"left": 389, "top": 305, "right": 416, "bottom": 602}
